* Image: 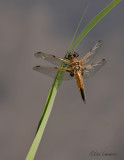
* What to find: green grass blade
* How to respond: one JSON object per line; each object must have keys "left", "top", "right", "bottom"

{"left": 26, "top": 0, "right": 120, "bottom": 159}
{"left": 26, "top": 77, "right": 60, "bottom": 160}
{"left": 72, "top": 0, "right": 121, "bottom": 51}
{"left": 35, "top": 74, "right": 63, "bottom": 135}
{"left": 66, "top": 6, "right": 88, "bottom": 55}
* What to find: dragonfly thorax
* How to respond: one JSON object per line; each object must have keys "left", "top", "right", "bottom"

{"left": 73, "top": 62, "right": 79, "bottom": 65}
{"left": 74, "top": 66, "right": 80, "bottom": 71}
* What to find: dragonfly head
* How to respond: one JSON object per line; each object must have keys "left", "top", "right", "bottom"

{"left": 66, "top": 51, "right": 79, "bottom": 60}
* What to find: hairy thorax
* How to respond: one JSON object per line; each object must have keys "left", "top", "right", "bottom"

{"left": 70, "top": 58, "right": 81, "bottom": 72}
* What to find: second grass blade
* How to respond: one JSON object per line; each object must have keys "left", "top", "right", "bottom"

{"left": 72, "top": 0, "right": 121, "bottom": 51}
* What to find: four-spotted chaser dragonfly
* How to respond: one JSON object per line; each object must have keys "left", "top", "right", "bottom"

{"left": 33, "top": 40, "right": 106, "bottom": 104}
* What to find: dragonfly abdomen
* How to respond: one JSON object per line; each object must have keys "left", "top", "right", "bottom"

{"left": 74, "top": 71, "right": 86, "bottom": 103}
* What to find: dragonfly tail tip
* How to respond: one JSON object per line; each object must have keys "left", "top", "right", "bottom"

{"left": 80, "top": 88, "right": 86, "bottom": 104}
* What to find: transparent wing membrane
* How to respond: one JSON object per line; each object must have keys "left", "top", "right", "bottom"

{"left": 80, "top": 40, "right": 103, "bottom": 65}
{"left": 33, "top": 66, "right": 74, "bottom": 80}
{"left": 34, "top": 52, "right": 70, "bottom": 66}
{"left": 82, "top": 59, "right": 107, "bottom": 79}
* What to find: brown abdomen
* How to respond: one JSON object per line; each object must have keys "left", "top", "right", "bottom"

{"left": 74, "top": 71, "right": 86, "bottom": 103}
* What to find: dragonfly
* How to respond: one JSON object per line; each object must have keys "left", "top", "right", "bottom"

{"left": 33, "top": 40, "right": 106, "bottom": 104}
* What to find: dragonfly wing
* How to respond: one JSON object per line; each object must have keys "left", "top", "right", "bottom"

{"left": 33, "top": 66, "right": 74, "bottom": 80}
{"left": 80, "top": 40, "right": 103, "bottom": 65}
{"left": 82, "top": 59, "right": 107, "bottom": 79}
{"left": 34, "top": 52, "right": 70, "bottom": 66}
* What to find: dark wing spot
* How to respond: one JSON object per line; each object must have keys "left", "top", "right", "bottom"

{"left": 98, "top": 40, "right": 103, "bottom": 43}
{"left": 34, "top": 52, "right": 42, "bottom": 57}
